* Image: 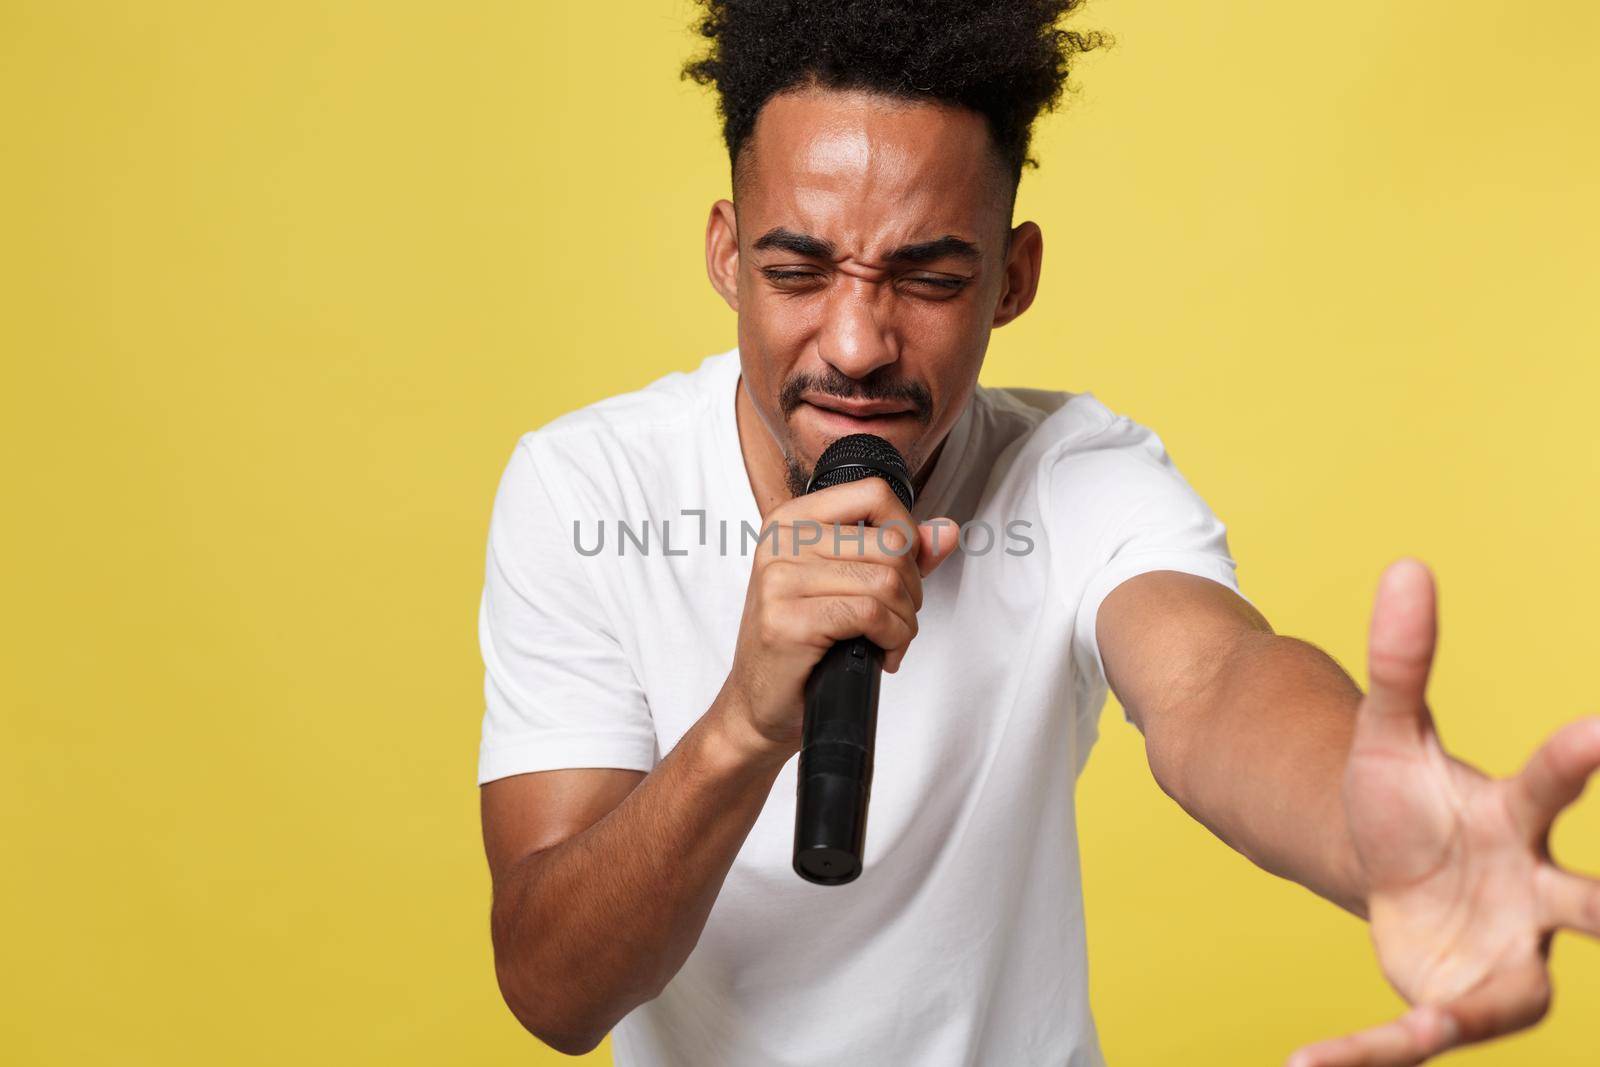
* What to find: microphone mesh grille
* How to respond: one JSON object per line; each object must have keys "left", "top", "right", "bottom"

{"left": 806, "top": 433, "right": 914, "bottom": 511}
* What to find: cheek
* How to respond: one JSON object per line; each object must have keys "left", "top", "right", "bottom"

{"left": 737, "top": 298, "right": 809, "bottom": 383}
{"left": 896, "top": 296, "right": 988, "bottom": 352}
{"left": 742, "top": 287, "right": 820, "bottom": 345}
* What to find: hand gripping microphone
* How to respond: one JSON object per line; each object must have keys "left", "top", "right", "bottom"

{"left": 792, "top": 433, "right": 916, "bottom": 885}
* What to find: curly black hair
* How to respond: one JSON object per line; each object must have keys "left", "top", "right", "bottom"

{"left": 683, "top": 0, "right": 1110, "bottom": 195}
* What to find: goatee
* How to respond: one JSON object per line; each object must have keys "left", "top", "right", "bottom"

{"left": 783, "top": 455, "right": 810, "bottom": 499}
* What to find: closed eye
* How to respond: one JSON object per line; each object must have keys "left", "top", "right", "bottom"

{"left": 760, "top": 268, "right": 969, "bottom": 296}
{"left": 760, "top": 268, "right": 824, "bottom": 288}
{"left": 899, "top": 275, "right": 970, "bottom": 298}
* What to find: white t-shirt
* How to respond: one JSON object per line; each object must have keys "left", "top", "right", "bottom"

{"left": 477, "top": 347, "right": 1248, "bottom": 1067}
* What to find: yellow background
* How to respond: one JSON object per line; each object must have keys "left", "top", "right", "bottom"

{"left": 4, "top": 1, "right": 1597, "bottom": 1063}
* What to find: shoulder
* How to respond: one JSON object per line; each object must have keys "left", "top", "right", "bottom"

{"left": 498, "top": 349, "right": 737, "bottom": 525}
{"left": 976, "top": 383, "right": 1171, "bottom": 474}
{"left": 517, "top": 348, "right": 734, "bottom": 470}
{"left": 978, "top": 385, "right": 1212, "bottom": 543}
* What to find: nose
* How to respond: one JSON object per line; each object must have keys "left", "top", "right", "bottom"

{"left": 817, "top": 276, "right": 898, "bottom": 380}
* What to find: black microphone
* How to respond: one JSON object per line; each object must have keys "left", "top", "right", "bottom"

{"left": 792, "top": 433, "right": 916, "bottom": 886}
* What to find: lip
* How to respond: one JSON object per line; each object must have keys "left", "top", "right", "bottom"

{"left": 800, "top": 402, "right": 918, "bottom": 440}
{"left": 801, "top": 394, "right": 917, "bottom": 419}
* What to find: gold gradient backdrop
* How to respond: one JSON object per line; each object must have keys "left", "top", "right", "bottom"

{"left": 4, "top": 1, "right": 1597, "bottom": 1063}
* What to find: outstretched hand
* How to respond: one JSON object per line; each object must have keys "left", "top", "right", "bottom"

{"left": 1286, "top": 559, "right": 1600, "bottom": 1066}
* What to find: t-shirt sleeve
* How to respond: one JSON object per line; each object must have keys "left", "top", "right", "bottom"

{"left": 476, "top": 436, "right": 658, "bottom": 785}
{"left": 1053, "top": 412, "right": 1253, "bottom": 702}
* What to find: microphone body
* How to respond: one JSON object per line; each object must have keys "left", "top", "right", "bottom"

{"left": 792, "top": 434, "right": 915, "bottom": 886}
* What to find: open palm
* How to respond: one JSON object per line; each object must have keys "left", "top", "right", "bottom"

{"left": 1287, "top": 559, "right": 1600, "bottom": 1066}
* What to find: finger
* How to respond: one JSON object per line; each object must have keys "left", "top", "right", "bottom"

{"left": 1353, "top": 557, "right": 1439, "bottom": 752}
{"left": 800, "top": 534, "right": 928, "bottom": 617}
{"left": 916, "top": 517, "right": 960, "bottom": 577}
{"left": 786, "top": 558, "right": 921, "bottom": 617}
{"left": 1537, "top": 865, "right": 1600, "bottom": 938}
{"left": 763, "top": 514, "right": 925, "bottom": 586}
{"left": 1285, "top": 1004, "right": 1458, "bottom": 1067}
{"left": 801, "top": 594, "right": 916, "bottom": 658}
{"left": 1507, "top": 716, "right": 1600, "bottom": 844}
{"left": 776, "top": 520, "right": 932, "bottom": 617}
{"left": 800, "top": 522, "right": 913, "bottom": 565}
{"left": 1436, "top": 958, "right": 1550, "bottom": 1047}
{"left": 783, "top": 475, "right": 912, "bottom": 529}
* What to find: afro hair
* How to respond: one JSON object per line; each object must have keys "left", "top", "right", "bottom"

{"left": 683, "top": 0, "right": 1111, "bottom": 192}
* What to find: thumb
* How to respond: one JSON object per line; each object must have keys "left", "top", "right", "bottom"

{"left": 1355, "top": 556, "right": 1439, "bottom": 750}
{"left": 915, "top": 518, "right": 960, "bottom": 577}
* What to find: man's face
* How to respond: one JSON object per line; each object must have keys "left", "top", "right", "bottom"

{"left": 705, "top": 86, "right": 1042, "bottom": 496}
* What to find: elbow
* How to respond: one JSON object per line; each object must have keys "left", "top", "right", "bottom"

{"left": 492, "top": 912, "right": 660, "bottom": 1056}
{"left": 533, "top": 1023, "right": 608, "bottom": 1059}
{"left": 487, "top": 869, "right": 666, "bottom": 1055}
{"left": 490, "top": 899, "right": 607, "bottom": 1055}
{"left": 494, "top": 961, "right": 609, "bottom": 1056}
{"left": 496, "top": 961, "right": 666, "bottom": 1055}
{"left": 531, "top": 1024, "right": 606, "bottom": 1058}
{"left": 1141, "top": 715, "right": 1196, "bottom": 806}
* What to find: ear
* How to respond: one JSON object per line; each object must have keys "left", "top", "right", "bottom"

{"left": 704, "top": 199, "right": 740, "bottom": 312}
{"left": 991, "top": 221, "right": 1043, "bottom": 328}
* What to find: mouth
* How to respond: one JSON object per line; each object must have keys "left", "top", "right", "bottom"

{"left": 800, "top": 395, "right": 920, "bottom": 425}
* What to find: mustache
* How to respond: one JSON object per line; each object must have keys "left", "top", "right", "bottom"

{"left": 778, "top": 367, "right": 934, "bottom": 424}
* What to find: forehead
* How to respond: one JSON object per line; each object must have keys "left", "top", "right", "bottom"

{"left": 736, "top": 87, "right": 1009, "bottom": 251}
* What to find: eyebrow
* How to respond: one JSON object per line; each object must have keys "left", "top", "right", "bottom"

{"left": 751, "top": 227, "right": 980, "bottom": 265}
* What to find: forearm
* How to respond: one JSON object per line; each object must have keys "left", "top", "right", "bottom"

{"left": 1144, "top": 632, "right": 1372, "bottom": 918}
{"left": 490, "top": 690, "right": 789, "bottom": 1053}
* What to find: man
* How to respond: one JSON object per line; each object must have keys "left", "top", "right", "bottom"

{"left": 476, "top": 2, "right": 1600, "bottom": 1064}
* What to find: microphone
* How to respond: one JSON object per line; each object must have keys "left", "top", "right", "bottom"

{"left": 792, "top": 433, "right": 916, "bottom": 885}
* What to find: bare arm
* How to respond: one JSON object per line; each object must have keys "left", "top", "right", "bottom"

{"left": 482, "top": 694, "right": 786, "bottom": 1055}
{"left": 480, "top": 477, "right": 959, "bottom": 1054}
{"left": 1096, "top": 569, "right": 1371, "bottom": 917}
{"left": 1102, "top": 563, "right": 1600, "bottom": 1065}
